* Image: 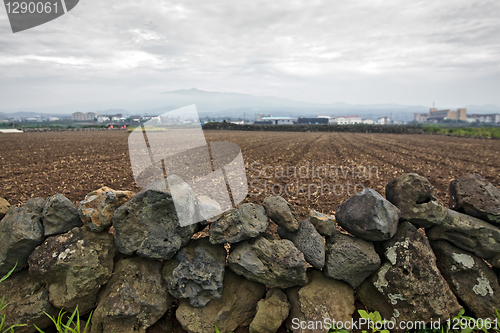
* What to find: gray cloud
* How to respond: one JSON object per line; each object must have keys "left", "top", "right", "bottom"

{"left": 0, "top": 0, "right": 499, "bottom": 112}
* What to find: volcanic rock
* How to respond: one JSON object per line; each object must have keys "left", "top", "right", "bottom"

{"left": 28, "top": 226, "right": 116, "bottom": 313}
{"left": 91, "top": 257, "right": 172, "bottom": 333}
{"left": 0, "top": 270, "right": 58, "bottom": 333}
{"left": 163, "top": 237, "right": 226, "bottom": 307}
{"left": 450, "top": 173, "right": 500, "bottom": 226}
{"left": 286, "top": 270, "right": 355, "bottom": 333}
{"left": 278, "top": 219, "right": 325, "bottom": 269}
{"left": 176, "top": 269, "right": 266, "bottom": 333}
{"left": 336, "top": 188, "right": 400, "bottom": 241}
{"left": 0, "top": 197, "right": 10, "bottom": 220}
{"left": 79, "top": 186, "right": 135, "bottom": 232}
{"left": 0, "top": 198, "right": 45, "bottom": 275}
{"left": 431, "top": 240, "right": 500, "bottom": 319}
{"left": 112, "top": 181, "right": 198, "bottom": 260}
{"left": 228, "top": 234, "right": 308, "bottom": 288}
{"left": 385, "top": 173, "right": 447, "bottom": 228}
{"left": 309, "top": 209, "right": 336, "bottom": 236}
{"left": 263, "top": 196, "right": 300, "bottom": 232}
{"left": 324, "top": 232, "right": 381, "bottom": 288}
{"left": 249, "top": 289, "right": 290, "bottom": 333}
{"left": 209, "top": 203, "right": 269, "bottom": 244}
{"left": 357, "top": 222, "right": 461, "bottom": 324}
{"left": 43, "top": 193, "right": 82, "bottom": 236}
{"left": 427, "top": 209, "right": 500, "bottom": 259}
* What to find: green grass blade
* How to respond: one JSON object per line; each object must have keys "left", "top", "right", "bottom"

{"left": 0, "top": 263, "right": 17, "bottom": 284}
{"left": 33, "top": 324, "right": 46, "bottom": 333}
{"left": 65, "top": 307, "right": 78, "bottom": 333}
{"left": 83, "top": 311, "right": 93, "bottom": 333}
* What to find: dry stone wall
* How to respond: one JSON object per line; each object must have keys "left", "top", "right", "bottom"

{"left": 0, "top": 173, "right": 499, "bottom": 333}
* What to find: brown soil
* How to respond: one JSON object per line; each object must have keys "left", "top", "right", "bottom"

{"left": 1, "top": 130, "right": 499, "bottom": 218}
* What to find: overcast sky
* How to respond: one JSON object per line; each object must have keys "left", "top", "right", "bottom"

{"left": 1, "top": 0, "right": 499, "bottom": 113}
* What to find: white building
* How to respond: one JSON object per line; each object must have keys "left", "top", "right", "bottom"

{"left": 345, "top": 116, "right": 362, "bottom": 124}
{"left": 97, "top": 115, "right": 110, "bottom": 122}
{"left": 85, "top": 112, "right": 99, "bottom": 121}
{"left": 330, "top": 117, "right": 348, "bottom": 124}
{"left": 261, "top": 116, "right": 296, "bottom": 125}
{"left": 468, "top": 114, "right": 500, "bottom": 124}
{"left": 362, "top": 119, "right": 375, "bottom": 124}
{"left": 256, "top": 114, "right": 273, "bottom": 121}
{"left": 377, "top": 117, "right": 390, "bottom": 124}
{"left": 330, "top": 116, "right": 362, "bottom": 125}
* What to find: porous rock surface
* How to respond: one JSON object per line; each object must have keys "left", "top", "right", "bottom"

{"left": 263, "top": 196, "right": 300, "bottom": 232}
{"left": 286, "top": 270, "right": 355, "bottom": 333}
{"left": 357, "top": 222, "right": 461, "bottom": 324}
{"left": 163, "top": 237, "right": 226, "bottom": 307}
{"left": 112, "top": 181, "right": 198, "bottom": 260}
{"left": 79, "top": 186, "right": 135, "bottom": 232}
{"left": 336, "top": 188, "right": 400, "bottom": 241}
{"left": 427, "top": 209, "right": 500, "bottom": 259}
{"left": 450, "top": 173, "right": 500, "bottom": 226}
{"left": 0, "top": 270, "right": 58, "bottom": 333}
{"left": 0, "top": 197, "right": 10, "bottom": 220}
{"left": 0, "top": 197, "right": 45, "bottom": 274}
{"left": 43, "top": 193, "right": 82, "bottom": 236}
{"left": 278, "top": 218, "right": 325, "bottom": 269}
{"left": 209, "top": 203, "right": 269, "bottom": 244}
{"left": 228, "top": 234, "right": 308, "bottom": 288}
{"left": 309, "top": 209, "right": 336, "bottom": 236}
{"left": 91, "top": 257, "right": 173, "bottom": 333}
{"left": 249, "top": 288, "right": 290, "bottom": 333}
{"left": 385, "top": 173, "right": 447, "bottom": 228}
{"left": 28, "top": 226, "right": 116, "bottom": 314}
{"left": 176, "top": 269, "right": 266, "bottom": 333}
{"left": 431, "top": 240, "right": 500, "bottom": 319}
{"left": 324, "top": 232, "right": 381, "bottom": 288}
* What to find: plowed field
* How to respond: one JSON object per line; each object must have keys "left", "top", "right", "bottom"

{"left": 1, "top": 130, "right": 499, "bottom": 218}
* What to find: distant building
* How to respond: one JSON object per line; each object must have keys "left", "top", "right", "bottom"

{"left": 331, "top": 117, "right": 349, "bottom": 125}
{"left": 345, "top": 116, "right": 362, "bottom": 124}
{"left": 414, "top": 113, "right": 429, "bottom": 123}
{"left": 261, "top": 116, "right": 296, "bottom": 125}
{"left": 72, "top": 112, "right": 100, "bottom": 121}
{"left": 297, "top": 117, "right": 329, "bottom": 125}
{"left": 414, "top": 108, "right": 467, "bottom": 123}
{"left": 97, "top": 115, "right": 110, "bottom": 122}
{"left": 142, "top": 115, "right": 159, "bottom": 121}
{"left": 362, "top": 119, "right": 375, "bottom": 124}
{"left": 128, "top": 116, "right": 142, "bottom": 122}
{"left": 85, "top": 112, "right": 98, "bottom": 121}
{"left": 377, "top": 117, "right": 390, "bottom": 124}
{"left": 72, "top": 112, "right": 85, "bottom": 121}
{"left": 428, "top": 108, "right": 467, "bottom": 122}
{"left": 48, "top": 117, "right": 59, "bottom": 121}
{"left": 468, "top": 113, "right": 500, "bottom": 124}
{"left": 330, "top": 116, "right": 362, "bottom": 125}
{"left": 256, "top": 114, "right": 273, "bottom": 122}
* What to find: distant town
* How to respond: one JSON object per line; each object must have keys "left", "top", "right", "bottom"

{"left": 1, "top": 108, "right": 499, "bottom": 127}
